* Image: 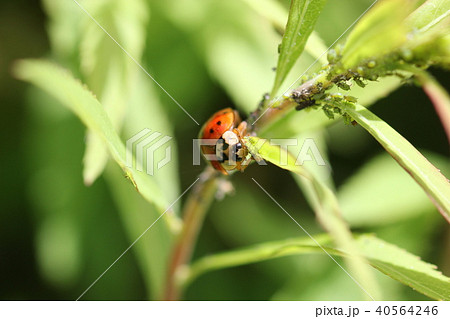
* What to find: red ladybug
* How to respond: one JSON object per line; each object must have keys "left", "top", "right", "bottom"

{"left": 199, "top": 108, "right": 249, "bottom": 175}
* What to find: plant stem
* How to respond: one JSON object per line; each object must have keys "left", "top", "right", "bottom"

{"left": 414, "top": 70, "right": 450, "bottom": 143}
{"left": 248, "top": 71, "right": 332, "bottom": 134}
{"left": 163, "top": 167, "right": 219, "bottom": 300}
{"left": 163, "top": 72, "right": 335, "bottom": 300}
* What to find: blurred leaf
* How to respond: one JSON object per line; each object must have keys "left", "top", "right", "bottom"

{"left": 340, "top": 102, "right": 450, "bottom": 222}
{"left": 78, "top": 0, "right": 149, "bottom": 185}
{"left": 241, "top": 0, "right": 328, "bottom": 63}
{"left": 83, "top": 63, "right": 123, "bottom": 185}
{"left": 160, "top": 0, "right": 278, "bottom": 113}
{"left": 41, "top": 0, "right": 82, "bottom": 66}
{"left": 13, "top": 60, "right": 178, "bottom": 226}
{"left": 36, "top": 216, "right": 81, "bottom": 288}
{"left": 271, "top": 0, "right": 327, "bottom": 96}
{"left": 406, "top": 0, "right": 450, "bottom": 32}
{"left": 404, "top": 3, "right": 450, "bottom": 68}
{"left": 187, "top": 234, "right": 450, "bottom": 300}
{"left": 338, "top": 152, "right": 449, "bottom": 227}
{"left": 23, "top": 88, "right": 145, "bottom": 299}
{"left": 105, "top": 164, "right": 173, "bottom": 300}
{"left": 207, "top": 179, "right": 320, "bottom": 286}
{"left": 283, "top": 130, "right": 334, "bottom": 187}
{"left": 124, "top": 71, "right": 180, "bottom": 206}
{"left": 303, "top": 31, "right": 328, "bottom": 64}
{"left": 243, "top": 136, "right": 380, "bottom": 300}
{"left": 341, "top": 0, "right": 415, "bottom": 69}
{"left": 240, "top": 0, "right": 288, "bottom": 33}
{"left": 272, "top": 261, "right": 402, "bottom": 300}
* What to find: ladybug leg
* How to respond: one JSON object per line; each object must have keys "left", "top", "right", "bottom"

{"left": 236, "top": 121, "right": 248, "bottom": 137}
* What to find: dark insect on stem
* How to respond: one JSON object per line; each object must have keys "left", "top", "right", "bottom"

{"left": 354, "top": 77, "right": 366, "bottom": 88}
{"left": 295, "top": 98, "right": 316, "bottom": 111}
{"left": 258, "top": 93, "right": 270, "bottom": 108}
{"left": 336, "top": 81, "right": 351, "bottom": 90}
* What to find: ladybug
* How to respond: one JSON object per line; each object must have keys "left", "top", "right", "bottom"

{"left": 199, "top": 108, "right": 250, "bottom": 175}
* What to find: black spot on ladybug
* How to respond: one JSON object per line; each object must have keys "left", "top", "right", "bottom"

{"left": 216, "top": 121, "right": 222, "bottom": 125}
{"left": 209, "top": 128, "right": 214, "bottom": 133}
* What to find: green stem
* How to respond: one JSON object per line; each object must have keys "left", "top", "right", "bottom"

{"left": 163, "top": 167, "right": 219, "bottom": 300}
{"left": 248, "top": 71, "right": 332, "bottom": 135}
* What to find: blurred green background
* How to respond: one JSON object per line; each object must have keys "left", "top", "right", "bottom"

{"left": 1, "top": 0, "right": 449, "bottom": 300}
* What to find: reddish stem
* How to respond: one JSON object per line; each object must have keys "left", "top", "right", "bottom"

{"left": 163, "top": 168, "right": 219, "bottom": 300}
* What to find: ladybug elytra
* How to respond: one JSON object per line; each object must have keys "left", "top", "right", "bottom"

{"left": 199, "top": 108, "right": 250, "bottom": 175}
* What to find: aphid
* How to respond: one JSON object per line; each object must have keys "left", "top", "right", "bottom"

{"left": 354, "top": 77, "right": 366, "bottom": 88}
{"left": 295, "top": 98, "right": 316, "bottom": 111}
{"left": 336, "top": 81, "right": 351, "bottom": 90}
{"left": 343, "top": 95, "right": 358, "bottom": 103}
{"left": 367, "top": 60, "right": 377, "bottom": 68}
{"left": 356, "top": 66, "right": 365, "bottom": 76}
{"left": 199, "top": 108, "right": 250, "bottom": 175}
{"left": 401, "top": 49, "right": 413, "bottom": 62}
{"left": 327, "top": 49, "right": 339, "bottom": 64}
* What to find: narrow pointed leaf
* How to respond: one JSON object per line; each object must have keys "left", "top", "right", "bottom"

{"left": 243, "top": 136, "right": 380, "bottom": 300}
{"left": 187, "top": 234, "right": 450, "bottom": 300}
{"left": 339, "top": 102, "right": 450, "bottom": 222}
{"left": 341, "top": 0, "right": 414, "bottom": 69}
{"left": 406, "top": 0, "right": 450, "bottom": 32}
{"left": 13, "top": 60, "right": 178, "bottom": 225}
{"left": 271, "top": 0, "right": 327, "bottom": 96}
{"left": 241, "top": 0, "right": 328, "bottom": 63}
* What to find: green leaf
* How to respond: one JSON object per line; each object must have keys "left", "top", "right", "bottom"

{"left": 186, "top": 234, "right": 333, "bottom": 286}
{"left": 338, "top": 152, "right": 449, "bottom": 227}
{"left": 161, "top": 0, "right": 278, "bottom": 113}
{"left": 243, "top": 136, "right": 308, "bottom": 178}
{"left": 41, "top": 0, "right": 82, "bottom": 63}
{"left": 104, "top": 164, "right": 173, "bottom": 300}
{"left": 13, "top": 59, "right": 179, "bottom": 228}
{"left": 341, "top": 0, "right": 415, "bottom": 69}
{"left": 358, "top": 235, "right": 450, "bottom": 300}
{"left": 125, "top": 71, "right": 181, "bottom": 208}
{"left": 406, "top": 0, "right": 450, "bottom": 32}
{"left": 78, "top": 0, "right": 149, "bottom": 185}
{"left": 271, "top": 0, "right": 327, "bottom": 96}
{"left": 243, "top": 136, "right": 381, "bottom": 300}
{"left": 241, "top": 0, "right": 328, "bottom": 63}
{"left": 240, "top": 0, "right": 289, "bottom": 34}
{"left": 339, "top": 102, "right": 450, "bottom": 222}
{"left": 186, "top": 234, "right": 450, "bottom": 300}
